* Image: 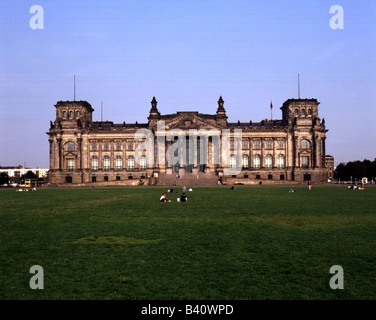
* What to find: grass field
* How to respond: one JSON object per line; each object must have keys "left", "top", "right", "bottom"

{"left": 0, "top": 185, "right": 375, "bottom": 300}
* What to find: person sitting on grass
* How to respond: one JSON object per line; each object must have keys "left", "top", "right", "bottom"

{"left": 160, "top": 193, "right": 170, "bottom": 202}
{"left": 180, "top": 192, "right": 188, "bottom": 202}
{"left": 160, "top": 193, "right": 167, "bottom": 202}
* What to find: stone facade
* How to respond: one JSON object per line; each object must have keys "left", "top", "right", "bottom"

{"left": 47, "top": 97, "right": 329, "bottom": 186}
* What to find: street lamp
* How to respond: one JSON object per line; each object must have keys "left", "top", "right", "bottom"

{"left": 362, "top": 156, "right": 366, "bottom": 178}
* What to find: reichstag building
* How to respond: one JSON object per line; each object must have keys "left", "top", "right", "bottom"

{"left": 47, "top": 96, "right": 329, "bottom": 186}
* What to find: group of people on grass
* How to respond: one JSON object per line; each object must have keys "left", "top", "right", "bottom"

{"left": 160, "top": 186, "right": 189, "bottom": 203}
{"left": 348, "top": 184, "right": 365, "bottom": 190}
{"left": 16, "top": 188, "right": 37, "bottom": 192}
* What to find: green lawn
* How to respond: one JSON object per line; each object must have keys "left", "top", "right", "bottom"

{"left": 0, "top": 185, "right": 375, "bottom": 300}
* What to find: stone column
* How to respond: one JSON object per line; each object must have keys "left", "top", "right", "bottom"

{"left": 193, "top": 134, "right": 198, "bottom": 169}
{"left": 98, "top": 141, "right": 102, "bottom": 170}
{"left": 272, "top": 138, "right": 276, "bottom": 169}
{"left": 315, "top": 136, "right": 320, "bottom": 168}
{"left": 207, "top": 137, "right": 213, "bottom": 172}
{"left": 123, "top": 140, "right": 127, "bottom": 171}
{"left": 77, "top": 138, "right": 82, "bottom": 170}
{"left": 261, "top": 138, "right": 264, "bottom": 169}
{"left": 49, "top": 138, "right": 54, "bottom": 170}
{"left": 322, "top": 137, "right": 326, "bottom": 167}
{"left": 57, "top": 138, "right": 62, "bottom": 170}
{"left": 294, "top": 136, "right": 299, "bottom": 168}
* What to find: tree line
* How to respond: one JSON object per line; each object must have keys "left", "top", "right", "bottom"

{"left": 0, "top": 170, "right": 40, "bottom": 186}
{"left": 334, "top": 159, "right": 376, "bottom": 182}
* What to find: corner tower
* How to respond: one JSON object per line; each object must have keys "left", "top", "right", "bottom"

{"left": 53, "top": 100, "right": 94, "bottom": 129}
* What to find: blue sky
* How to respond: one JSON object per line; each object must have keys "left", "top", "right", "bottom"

{"left": 0, "top": 0, "right": 375, "bottom": 168}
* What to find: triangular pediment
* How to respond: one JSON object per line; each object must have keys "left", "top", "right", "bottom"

{"left": 164, "top": 113, "right": 221, "bottom": 131}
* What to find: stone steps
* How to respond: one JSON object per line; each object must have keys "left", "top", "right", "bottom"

{"left": 155, "top": 172, "right": 219, "bottom": 186}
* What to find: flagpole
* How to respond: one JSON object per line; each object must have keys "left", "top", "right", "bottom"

{"left": 270, "top": 101, "right": 273, "bottom": 120}
{"left": 298, "top": 73, "right": 300, "bottom": 99}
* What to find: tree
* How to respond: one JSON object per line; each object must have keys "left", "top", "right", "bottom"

{"left": 20, "top": 171, "right": 38, "bottom": 183}
{"left": 0, "top": 172, "right": 9, "bottom": 186}
{"left": 334, "top": 159, "right": 376, "bottom": 182}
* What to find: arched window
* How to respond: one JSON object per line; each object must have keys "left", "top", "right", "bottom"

{"left": 140, "top": 156, "right": 147, "bottom": 170}
{"left": 91, "top": 156, "right": 98, "bottom": 171}
{"left": 230, "top": 155, "right": 237, "bottom": 169}
{"left": 242, "top": 155, "right": 248, "bottom": 169}
{"left": 301, "top": 109, "right": 306, "bottom": 116}
{"left": 294, "top": 109, "right": 299, "bottom": 116}
{"left": 115, "top": 156, "right": 122, "bottom": 171}
{"left": 308, "top": 109, "right": 312, "bottom": 115}
{"left": 265, "top": 155, "right": 273, "bottom": 170}
{"left": 103, "top": 156, "right": 110, "bottom": 171}
{"left": 65, "top": 141, "right": 76, "bottom": 152}
{"left": 76, "top": 111, "right": 81, "bottom": 117}
{"left": 128, "top": 156, "right": 134, "bottom": 171}
{"left": 277, "top": 154, "right": 285, "bottom": 169}
{"left": 69, "top": 111, "right": 74, "bottom": 118}
{"left": 63, "top": 111, "right": 67, "bottom": 118}
{"left": 253, "top": 155, "right": 261, "bottom": 170}
{"left": 300, "top": 139, "right": 311, "bottom": 149}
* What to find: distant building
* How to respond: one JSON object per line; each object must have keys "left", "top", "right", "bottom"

{"left": 0, "top": 166, "right": 49, "bottom": 179}
{"left": 47, "top": 97, "right": 329, "bottom": 186}
{"left": 325, "top": 155, "right": 335, "bottom": 180}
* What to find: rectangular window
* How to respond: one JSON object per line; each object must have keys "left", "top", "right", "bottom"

{"left": 266, "top": 141, "right": 272, "bottom": 150}
{"left": 278, "top": 141, "right": 284, "bottom": 149}
{"left": 116, "top": 143, "right": 121, "bottom": 151}
{"left": 254, "top": 141, "right": 261, "bottom": 150}
{"left": 304, "top": 174, "right": 311, "bottom": 181}
{"left": 104, "top": 143, "right": 109, "bottom": 151}
{"left": 116, "top": 176, "right": 120, "bottom": 181}
{"left": 104, "top": 176, "right": 108, "bottom": 181}
{"left": 92, "top": 176, "right": 96, "bottom": 182}
{"left": 67, "top": 159, "right": 74, "bottom": 170}
{"left": 230, "top": 140, "right": 235, "bottom": 150}
{"left": 301, "top": 156, "right": 309, "bottom": 169}
{"left": 242, "top": 140, "right": 248, "bottom": 150}
{"left": 280, "top": 175, "right": 285, "bottom": 180}
{"left": 92, "top": 143, "right": 97, "bottom": 151}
